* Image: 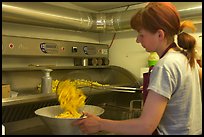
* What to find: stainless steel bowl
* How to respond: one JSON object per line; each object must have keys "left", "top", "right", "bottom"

{"left": 34, "top": 105, "right": 104, "bottom": 135}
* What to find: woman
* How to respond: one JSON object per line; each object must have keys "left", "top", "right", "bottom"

{"left": 73, "top": 2, "right": 202, "bottom": 135}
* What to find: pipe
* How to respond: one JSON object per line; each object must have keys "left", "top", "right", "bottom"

{"left": 2, "top": 2, "right": 202, "bottom": 33}
{"left": 2, "top": 2, "right": 94, "bottom": 31}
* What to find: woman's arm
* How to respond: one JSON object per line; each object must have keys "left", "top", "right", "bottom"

{"left": 73, "top": 90, "right": 168, "bottom": 135}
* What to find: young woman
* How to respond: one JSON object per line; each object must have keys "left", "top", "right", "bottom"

{"left": 73, "top": 2, "right": 202, "bottom": 135}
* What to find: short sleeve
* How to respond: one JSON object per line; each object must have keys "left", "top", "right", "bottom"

{"left": 147, "top": 65, "right": 176, "bottom": 99}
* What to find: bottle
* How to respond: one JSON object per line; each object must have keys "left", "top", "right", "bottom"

{"left": 41, "top": 69, "right": 53, "bottom": 94}
{"left": 148, "top": 52, "right": 159, "bottom": 67}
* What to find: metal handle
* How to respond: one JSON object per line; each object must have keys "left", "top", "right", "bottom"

{"left": 28, "top": 64, "right": 56, "bottom": 67}
{"left": 92, "top": 85, "right": 142, "bottom": 93}
{"left": 108, "top": 86, "right": 142, "bottom": 91}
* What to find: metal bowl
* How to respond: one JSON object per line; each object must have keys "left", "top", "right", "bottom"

{"left": 34, "top": 105, "right": 104, "bottom": 135}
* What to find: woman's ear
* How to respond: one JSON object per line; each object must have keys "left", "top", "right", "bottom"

{"left": 157, "top": 29, "right": 165, "bottom": 40}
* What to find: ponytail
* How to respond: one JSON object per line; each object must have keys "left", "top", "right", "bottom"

{"left": 177, "top": 20, "right": 197, "bottom": 68}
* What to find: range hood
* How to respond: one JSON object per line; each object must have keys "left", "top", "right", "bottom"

{"left": 2, "top": 2, "right": 202, "bottom": 32}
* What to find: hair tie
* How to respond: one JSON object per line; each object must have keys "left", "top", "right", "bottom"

{"left": 182, "top": 48, "right": 188, "bottom": 52}
{"left": 177, "top": 31, "right": 183, "bottom": 35}
{"left": 178, "top": 46, "right": 188, "bottom": 53}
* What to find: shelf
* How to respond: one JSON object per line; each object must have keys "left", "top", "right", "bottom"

{"left": 2, "top": 93, "right": 57, "bottom": 107}
{"left": 2, "top": 65, "right": 111, "bottom": 71}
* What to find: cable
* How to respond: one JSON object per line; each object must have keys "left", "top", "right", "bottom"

{"left": 108, "top": 5, "right": 130, "bottom": 49}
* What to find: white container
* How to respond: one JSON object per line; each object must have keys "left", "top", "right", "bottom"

{"left": 10, "top": 91, "right": 18, "bottom": 98}
{"left": 2, "top": 124, "right": 5, "bottom": 135}
{"left": 35, "top": 105, "right": 104, "bottom": 135}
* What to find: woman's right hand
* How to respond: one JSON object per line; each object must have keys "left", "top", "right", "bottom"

{"left": 72, "top": 112, "right": 102, "bottom": 134}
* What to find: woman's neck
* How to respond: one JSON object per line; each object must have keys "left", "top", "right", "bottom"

{"left": 157, "top": 40, "right": 174, "bottom": 58}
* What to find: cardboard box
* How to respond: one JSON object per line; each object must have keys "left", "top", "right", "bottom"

{"left": 2, "top": 84, "right": 11, "bottom": 98}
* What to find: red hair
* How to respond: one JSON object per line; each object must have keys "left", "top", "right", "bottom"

{"left": 130, "top": 2, "right": 197, "bottom": 68}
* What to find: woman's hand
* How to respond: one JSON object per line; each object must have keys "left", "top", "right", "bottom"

{"left": 72, "top": 112, "right": 102, "bottom": 134}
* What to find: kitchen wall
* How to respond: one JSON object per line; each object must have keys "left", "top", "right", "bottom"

{"left": 99, "top": 23, "right": 202, "bottom": 83}
{"left": 2, "top": 22, "right": 145, "bottom": 84}
{"left": 99, "top": 31, "right": 148, "bottom": 83}
{"left": 2, "top": 21, "right": 102, "bottom": 92}
{"left": 2, "top": 20, "right": 202, "bottom": 85}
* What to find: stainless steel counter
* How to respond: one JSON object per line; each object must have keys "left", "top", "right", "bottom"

{"left": 2, "top": 65, "right": 142, "bottom": 135}
{"left": 4, "top": 117, "right": 51, "bottom": 135}
{"left": 4, "top": 117, "right": 114, "bottom": 135}
{"left": 2, "top": 91, "right": 142, "bottom": 135}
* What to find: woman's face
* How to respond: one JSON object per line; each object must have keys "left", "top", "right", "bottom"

{"left": 136, "top": 29, "right": 160, "bottom": 52}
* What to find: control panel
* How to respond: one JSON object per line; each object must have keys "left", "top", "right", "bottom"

{"left": 2, "top": 35, "right": 109, "bottom": 66}
{"left": 2, "top": 35, "right": 109, "bottom": 57}
{"left": 40, "top": 43, "right": 58, "bottom": 54}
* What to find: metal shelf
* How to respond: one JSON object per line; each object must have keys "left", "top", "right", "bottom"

{"left": 2, "top": 65, "right": 111, "bottom": 71}
{"left": 2, "top": 93, "right": 57, "bottom": 107}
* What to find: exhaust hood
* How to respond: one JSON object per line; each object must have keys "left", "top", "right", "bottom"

{"left": 2, "top": 2, "right": 202, "bottom": 32}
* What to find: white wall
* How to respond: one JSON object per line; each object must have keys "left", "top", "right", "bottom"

{"left": 99, "top": 31, "right": 149, "bottom": 83}
{"left": 99, "top": 23, "right": 202, "bottom": 83}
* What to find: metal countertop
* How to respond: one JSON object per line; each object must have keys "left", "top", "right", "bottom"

{"left": 4, "top": 117, "right": 114, "bottom": 135}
